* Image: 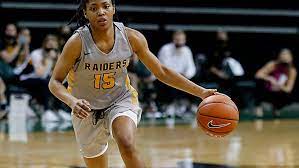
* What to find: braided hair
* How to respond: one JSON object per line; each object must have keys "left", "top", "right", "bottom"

{"left": 70, "top": 0, "right": 116, "bottom": 28}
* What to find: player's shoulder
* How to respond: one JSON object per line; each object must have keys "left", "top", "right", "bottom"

{"left": 124, "top": 27, "right": 148, "bottom": 51}
{"left": 59, "top": 32, "right": 82, "bottom": 61}
{"left": 62, "top": 32, "right": 82, "bottom": 53}
{"left": 67, "top": 33, "right": 82, "bottom": 46}
{"left": 125, "top": 27, "right": 146, "bottom": 42}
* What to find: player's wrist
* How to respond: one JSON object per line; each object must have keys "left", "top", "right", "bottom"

{"left": 68, "top": 97, "right": 78, "bottom": 109}
{"left": 196, "top": 87, "right": 207, "bottom": 99}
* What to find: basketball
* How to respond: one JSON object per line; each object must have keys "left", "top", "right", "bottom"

{"left": 197, "top": 94, "right": 239, "bottom": 137}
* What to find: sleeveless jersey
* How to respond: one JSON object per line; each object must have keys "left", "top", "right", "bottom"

{"left": 67, "top": 22, "right": 138, "bottom": 110}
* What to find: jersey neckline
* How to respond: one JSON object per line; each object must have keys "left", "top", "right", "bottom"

{"left": 87, "top": 23, "right": 117, "bottom": 56}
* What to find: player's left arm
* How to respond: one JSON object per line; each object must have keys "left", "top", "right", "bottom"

{"left": 281, "top": 67, "right": 297, "bottom": 93}
{"left": 126, "top": 27, "right": 216, "bottom": 100}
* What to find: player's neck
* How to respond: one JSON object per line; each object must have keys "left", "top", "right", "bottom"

{"left": 90, "top": 24, "right": 114, "bottom": 42}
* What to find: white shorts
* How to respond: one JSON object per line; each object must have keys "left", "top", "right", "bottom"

{"left": 72, "top": 107, "right": 141, "bottom": 158}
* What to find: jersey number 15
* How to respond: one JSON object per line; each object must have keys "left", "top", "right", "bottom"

{"left": 94, "top": 73, "right": 116, "bottom": 89}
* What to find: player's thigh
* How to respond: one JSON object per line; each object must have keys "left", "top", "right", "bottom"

{"left": 111, "top": 111, "right": 138, "bottom": 143}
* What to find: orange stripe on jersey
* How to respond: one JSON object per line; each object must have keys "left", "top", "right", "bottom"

{"left": 67, "top": 69, "right": 75, "bottom": 93}
{"left": 125, "top": 75, "right": 130, "bottom": 88}
{"left": 126, "top": 75, "right": 138, "bottom": 105}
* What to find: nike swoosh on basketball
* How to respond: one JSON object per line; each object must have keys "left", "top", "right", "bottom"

{"left": 207, "top": 120, "right": 231, "bottom": 129}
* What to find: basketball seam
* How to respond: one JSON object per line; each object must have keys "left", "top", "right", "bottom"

{"left": 198, "top": 121, "right": 235, "bottom": 134}
{"left": 199, "top": 101, "right": 238, "bottom": 111}
{"left": 199, "top": 114, "right": 239, "bottom": 121}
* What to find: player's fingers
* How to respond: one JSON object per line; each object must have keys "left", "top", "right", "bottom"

{"left": 210, "top": 89, "right": 217, "bottom": 93}
{"left": 77, "top": 102, "right": 90, "bottom": 113}
{"left": 78, "top": 107, "right": 89, "bottom": 118}
{"left": 81, "top": 104, "right": 91, "bottom": 113}
{"left": 73, "top": 105, "right": 89, "bottom": 118}
{"left": 82, "top": 99, "right": 91, "bottom": 107}
{"left": 75, "top": 113, "right": 84, "bottom": 119}
{"left": 215, "top": 92, "right": 231, "bottom": 99}
{"left": 72, "top": 110, "right": 84, "bottom": 119}
{"left": 81, "top": 100, "right": 91, "bottom": 112}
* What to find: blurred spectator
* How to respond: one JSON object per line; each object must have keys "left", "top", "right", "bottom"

{"left": 192, "top": 53, "right": 209, "bottom": 82}
{"left": 207, "top": 30, "right": 245, "bottom": 105}
{"left": 158, "top": 30, "right": 196, "bottom": 79}
{"left": 20, "top": 34, "right": 70, "bottom": 122}
{"left": 0, "top": 24, "right": 18, "bottom": 82}
{"left": 0, "top": 25, "right": 32, "bottom": 87}
{"left": 13, "top": 27, "right": 34, "bottom": 76}
{"left": 16, "top": 28, "right": 31, "bottom": 67}
{"left": 21, "top": 34, "right": 58, "bottom": 80}
{"left": 208, "top": 30, "right": 233, "bottom": 82}
{"left": 255, "top": 48, "right": 297, "bottom": 117}
{"left": 155, "top": 30, "right": 196, "bottom": 117}
{"left": 0, "top": 24, "right": 31, "bottom": 119}
{"left": 0, "top": 23, "right": 30, "bottom": 69}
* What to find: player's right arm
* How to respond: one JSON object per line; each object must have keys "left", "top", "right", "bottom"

{"left": 48, "top": 33, "right": 90, "bottom": 119}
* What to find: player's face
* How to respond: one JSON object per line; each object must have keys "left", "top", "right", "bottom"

{"left": 84, "top": 0, "right": 115, "bottom": 30}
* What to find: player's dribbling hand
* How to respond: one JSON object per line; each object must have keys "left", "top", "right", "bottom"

{"left": 200, "top": 88, "right": 217, "bottom": 99}
{"left": 201, "top": 89, "right": 231, "bottom": 100}
{"left": 71, "top": 99, "right": 91, "bottom": 119}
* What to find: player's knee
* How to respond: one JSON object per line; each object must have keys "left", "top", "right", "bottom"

{"left": 115, "top": 133, "right": 135, "bottom": 152}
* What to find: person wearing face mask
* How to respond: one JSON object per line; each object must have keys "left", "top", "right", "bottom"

{"left": 0, "top": 24, "right": 31, "bottom": 119}
{"left": 155, "top": 30, "right": 196, "bottom": 117}
{"left": 255, "top": 48, "right": 297, "bottom": 117}
{"left": 207, "top": 30, "right": 247, "bottom": 108}
{"left": 158, "top": 30, "right": 196, "bottom": 79}
{"left": 21, "top": 34, "right": 59, "bottom": 81}
{"left": 17, "top": 28, "right": 32, "bottom": 67}
{"left": 0, "top": 24, "right": 18, "bottom": 81}
{"left": 0, "top": 25, "right": 33, "bottom": 86}
{"left": 19, "top": 34, "right": 71, "bottom": 122}
{"left": 208, "top": 30, "right": 231, "bottom": 80}
{"left": 0, "top": 23, "right": 30, "bottom": 69}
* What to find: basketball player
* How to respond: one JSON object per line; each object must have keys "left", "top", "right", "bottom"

{"left": 48, "top": 0, "right": 217, "bottom": 167}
